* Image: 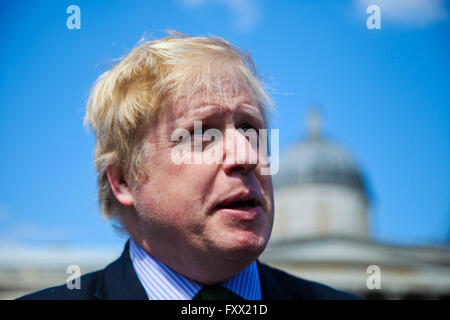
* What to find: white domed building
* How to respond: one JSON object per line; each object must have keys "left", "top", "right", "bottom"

{"left": 260, "top": 110, "right": 450, "bottom": 299}
{"left": 270, "top": 111, "right": 369, "bottom": 242}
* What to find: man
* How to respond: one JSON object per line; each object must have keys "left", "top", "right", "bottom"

{"left": 19, "top": 32, "right": 359, "bottom": 300}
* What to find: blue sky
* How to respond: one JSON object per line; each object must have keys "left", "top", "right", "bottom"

{"left": 0, "top": 0, "right": 449, "bottom": 249}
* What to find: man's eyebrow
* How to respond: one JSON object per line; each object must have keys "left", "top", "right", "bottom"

{"left": 238, "top": 103, "right": 265, "bottom": 119}
{"left": 181, "top": 104, "right": 224, "bottom": 120}
{"left": 180, "top": 102, "right": 263, "bottom": 121}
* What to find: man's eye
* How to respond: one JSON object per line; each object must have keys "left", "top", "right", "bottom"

{"left": 240, "top": 124, "right": 257, "bottom": 132}
{"left": 191, "top": 126, "right": 208, "bottom": 139}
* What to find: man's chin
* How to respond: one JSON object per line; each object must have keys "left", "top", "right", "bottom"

{"left": 216, "top": 232, "right": 269, "bottom": 263}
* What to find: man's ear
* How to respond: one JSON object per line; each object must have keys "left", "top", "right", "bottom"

{"left": 106, "top": 165, "right": 135, "bottom": 206}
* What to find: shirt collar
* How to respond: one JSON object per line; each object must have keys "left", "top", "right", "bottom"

{"left": 129, "top": 238, "right": 262, "bottom": 300}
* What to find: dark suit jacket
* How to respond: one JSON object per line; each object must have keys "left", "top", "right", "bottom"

{"left": 18, "top": 241, "right": 360, "bottom": 300}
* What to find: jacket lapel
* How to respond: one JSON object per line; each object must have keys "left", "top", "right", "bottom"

{"left": 257, "top": 261, "right": 291, "bottom": 300}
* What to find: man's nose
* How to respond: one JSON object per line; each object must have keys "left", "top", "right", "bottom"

{"left": 222, "top": 128, "right": 258, "bottom": 175}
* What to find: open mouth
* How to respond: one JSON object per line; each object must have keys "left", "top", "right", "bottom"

{"left": 216, "top": 199, "right": 259, "bottom": 211}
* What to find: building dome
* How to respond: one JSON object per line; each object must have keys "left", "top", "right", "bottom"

{"left": 270, "top": 110, "right": 370, "bottom": 242}
{"left": 274, "top": 111, "right": 367, "bottom": 199}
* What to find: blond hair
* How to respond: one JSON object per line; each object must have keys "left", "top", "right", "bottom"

{"left": 84, "top": 31, "right": 272, "bottom": 221}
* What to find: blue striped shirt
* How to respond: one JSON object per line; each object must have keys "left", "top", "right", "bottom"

{"left": 129, "top": 238, "right": 262, "bottom": 300}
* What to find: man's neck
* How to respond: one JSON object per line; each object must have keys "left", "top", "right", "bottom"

{"left": 133, "top": 234, "right": 257, "bottom": 284}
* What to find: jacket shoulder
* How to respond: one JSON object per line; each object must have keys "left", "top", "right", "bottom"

{"left": 17, "top": 269, "right": 103, "bottom": 300}
{"left": 258, "top": 262, "right": 361, "bottom": 300}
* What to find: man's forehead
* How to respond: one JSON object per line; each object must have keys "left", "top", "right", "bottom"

{"left": 168, "top": 91, "right": 261, "bottom": 119}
